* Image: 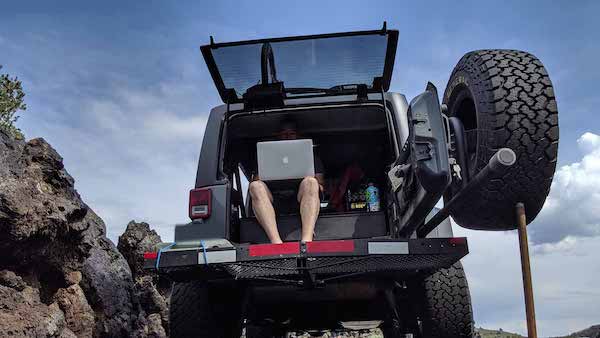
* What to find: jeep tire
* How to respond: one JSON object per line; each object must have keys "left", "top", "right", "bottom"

{"left": 443, "top": 49, "right": 559, "bottom": 230}
{"left": 169, "top": 282, "right": 242, "bottom": 338}
{"left": 418, "top": 262, "right": 474, "bottom": 338}
{"left": 245, "top": 325, "right": 286, "bottom": 338}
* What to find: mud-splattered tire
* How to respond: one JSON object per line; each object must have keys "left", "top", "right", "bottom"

{"left": 245, "top": 325, "right": 286, "bottom": 338}
{"left": 443, "top": 49, "right": 559, "bottom": 230}
{"left": 419, "top": 262, "right": 474, "bottom": 338}
{"left": 169, "top": 282, "right": 242, "bottom": 338}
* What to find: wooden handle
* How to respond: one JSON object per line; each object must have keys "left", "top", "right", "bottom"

{"left": 516, "top": 203, "right": 538, "bottom": 338}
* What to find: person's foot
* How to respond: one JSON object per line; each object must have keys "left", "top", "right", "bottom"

{"left": 300, "top": 232, "right": 316, "bottom": 243}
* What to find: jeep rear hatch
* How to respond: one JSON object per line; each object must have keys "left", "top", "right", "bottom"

{"left": 201, "top": 24, "right": 398, "bottom": 105}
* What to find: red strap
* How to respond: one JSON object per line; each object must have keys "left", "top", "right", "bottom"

{"left": 330, "top": 164, "right": 364, "bottom": 211}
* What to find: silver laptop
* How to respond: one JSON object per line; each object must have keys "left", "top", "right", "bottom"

{"left": 257, "top": 139, "right": 315, "bottom": 181}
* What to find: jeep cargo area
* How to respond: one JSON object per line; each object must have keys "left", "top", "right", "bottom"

{"left": 230, "top": 104, "right": 395, "bottom": 243}
{"left": 145, "top": 90, "right": 468, "bottom": 293}
{"left": 146, "top": 24, "right": 560, "bottom": 338}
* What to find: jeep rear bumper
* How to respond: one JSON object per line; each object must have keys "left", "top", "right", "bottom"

{"left": 144, "top": 238, "right": 468, "bottom": 285}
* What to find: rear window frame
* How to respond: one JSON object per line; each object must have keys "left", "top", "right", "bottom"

{"left": 201, "top": 28, "right": 398, "bottom": 103}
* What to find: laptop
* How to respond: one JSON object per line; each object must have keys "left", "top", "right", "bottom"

{"left": 257, "top": 139, "right": 315, "bottom": 181}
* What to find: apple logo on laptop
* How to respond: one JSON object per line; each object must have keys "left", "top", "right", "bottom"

{"left": 282, "top": 156, "right": 289, "bottom": 164}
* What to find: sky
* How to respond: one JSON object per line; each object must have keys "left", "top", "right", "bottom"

{"left": 1, "top": 1, "right": 599, "bottom": 336}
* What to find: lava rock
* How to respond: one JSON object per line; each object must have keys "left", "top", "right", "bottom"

{"left": 0, "top": 270, "right": 76, "bottom": 338}
{"left": 0, "top": 130, "right": 168, "bottom": 337}
{"left": 117, "top": 221, "right": 162, "bottom": 279}
{"left": 53, "top": 284, "right": 95, "bottom": 337}
{"left": 119, "top": 221, "right": 171, "bottom": 336}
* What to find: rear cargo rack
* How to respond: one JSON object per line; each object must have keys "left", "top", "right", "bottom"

{"left": 144, "top": 238, "right": 468, "bottom": 287}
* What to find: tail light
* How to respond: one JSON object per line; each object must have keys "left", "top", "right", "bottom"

{"left": 143, "top": 252, "right": 158, "bottom": 259}
{"left": 189, "top": 188, "right": 211, "bottom": 220}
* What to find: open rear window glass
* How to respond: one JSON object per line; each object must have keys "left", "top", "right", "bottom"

{"left": 201, "top": 29, "right": 398, "bottom": 103}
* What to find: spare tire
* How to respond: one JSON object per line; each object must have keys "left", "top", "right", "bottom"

{"left": 443, "top": 49, "right": 559, "bottom": 230}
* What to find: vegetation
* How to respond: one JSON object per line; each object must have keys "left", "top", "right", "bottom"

{"left": 556, "top": 325, "right": 600, "bottom": 338}
{"left": 0, "top": 65, "right": 26, "bottom": 138}
{"left": 475, "top": 327, "right": 524, "bottom": 338}
{"left": 475, "top": 325, "right": 600, "bottom": 338}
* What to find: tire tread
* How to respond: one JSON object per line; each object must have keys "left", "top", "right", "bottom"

{"left": 421, "top": 262, "right": 474, "bottom": 338}
{"left": 170, "top": 282, "right": 242, "bottom": 338}
{"left": 170, "top": 282, "right": 215, "bottom": 338}
{"left": 443, "top": 49, "right": 558, "bottom": 229}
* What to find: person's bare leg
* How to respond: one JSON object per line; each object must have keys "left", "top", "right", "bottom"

{"left": 249, "top": 180, "right": 282, "bottom": 244}
{"left": 297, "top": 176, "right": 320, "bottom": 242}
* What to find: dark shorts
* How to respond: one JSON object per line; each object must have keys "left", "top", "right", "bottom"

{"left": 271, "top": 187, "right": 324, "bottom": 215}
{"left": 272, "top": 189, "right": 299, "bottom": 215}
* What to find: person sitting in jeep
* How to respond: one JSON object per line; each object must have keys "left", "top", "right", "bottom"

{"left": 249, "top": 119, "right": 325, "bottom": 244}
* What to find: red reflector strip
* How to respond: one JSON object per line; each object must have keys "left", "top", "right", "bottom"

{"left": 249, "top": 242, "right": 300, "bottom": 257}
{"left": 448, "top": 237, "right": 467, "bottom": 245}
{"left": 306, "top": 240, "right": 355, "bottom": 253}
{"left": 143, "top": 252, "right": 158, "bottom": 260}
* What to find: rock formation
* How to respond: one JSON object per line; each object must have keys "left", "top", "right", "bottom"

{"left": 0, "top": 130, "right": 169, "bottom": 337}
{"left": 118, "top": 221, "right": 171, "bottom": 337}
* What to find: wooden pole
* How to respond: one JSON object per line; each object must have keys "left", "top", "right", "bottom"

{"left": 516, "top": 202, "right": 538, "bottom": 338}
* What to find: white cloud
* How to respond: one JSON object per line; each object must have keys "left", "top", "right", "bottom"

{"left": 530, "top": 132, "right": 600, "bottom": 244}
{"left": 578, "top": 132, "right": 600, "bottom": 155}
{"left": 142, "top": 114, "right": 207, "bottom": 141}
{"left": 532, "top": 236, "right": 580, "bottom": 256}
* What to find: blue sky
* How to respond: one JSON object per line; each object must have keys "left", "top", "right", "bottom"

{"left": 2, "top": 1, "right": 599, "bottom": 336}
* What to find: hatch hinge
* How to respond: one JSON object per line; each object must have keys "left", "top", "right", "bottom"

{"left": 357, "top": 84, "right": 368, "bottom": 101}
{"left": 242, "top": 82, "right": 285, "bottom": 110}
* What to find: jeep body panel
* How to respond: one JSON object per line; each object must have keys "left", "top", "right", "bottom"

{"left": 385, "top": 92, "right": 410, "bottom": 150}
{"left": 194, "top": 104, "right": 228, "bottom": 187}
{"left": 175, "top": 184, "right": 231, "bottom": 244}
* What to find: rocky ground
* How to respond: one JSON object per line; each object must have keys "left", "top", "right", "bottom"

{"left": 0, "top": 129, "right": 169, "bottom": 337}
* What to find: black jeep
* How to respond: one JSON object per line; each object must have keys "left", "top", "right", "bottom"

{"left": 145, "top": 24, "right": 559, "bottom": 338}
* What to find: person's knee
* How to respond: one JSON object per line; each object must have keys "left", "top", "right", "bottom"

{"left": 249, "top": 181, "right": 269, "bottom": 200}
{"left": 300, "top": 176, "right": 319, "bottom": 196}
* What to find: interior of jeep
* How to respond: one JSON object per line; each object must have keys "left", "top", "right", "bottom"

{"left": 223, "top": 104, "right": 398, "bottom": 243}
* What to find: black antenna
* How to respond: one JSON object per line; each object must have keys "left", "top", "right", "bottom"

{"left": 209, "top": 36, "right": 215, "bottom": 46}
{"left": 382, "top": 21, "right": 387, "bottom": 33}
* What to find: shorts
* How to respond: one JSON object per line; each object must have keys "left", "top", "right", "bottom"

{"left": 272, "top": 189, "right": 300, "bottom": 215}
